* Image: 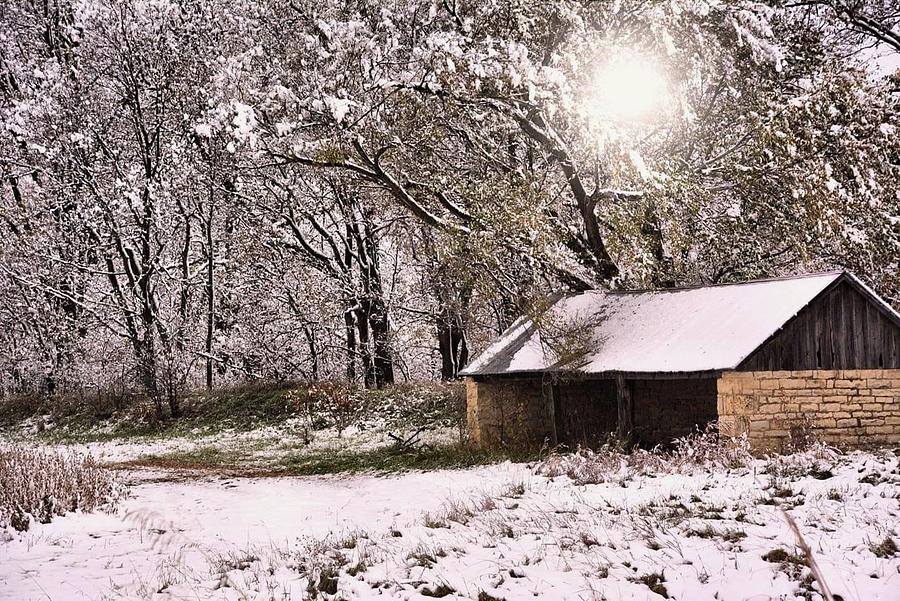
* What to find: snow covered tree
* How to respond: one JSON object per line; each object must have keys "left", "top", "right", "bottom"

{"left": 0, "top": 0, "right": 896, "bottom": 399}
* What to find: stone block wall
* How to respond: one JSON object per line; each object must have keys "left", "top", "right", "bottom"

{"left": 718, "top": 369, "right": 900, "bottom": 451}
{"left": 466, "top": 376, "right": 552, "bottom": 448}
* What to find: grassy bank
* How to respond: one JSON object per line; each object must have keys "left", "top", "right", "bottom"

{"left": 117, "top": 442, "right": 532, "bottom": 477}
{"left": 0, "top": 382, "right": 303, "bottom": 442}
{"left": 0, "top": 381, "right": 465, "bottom": 445}
{"left": 0, "top": 381, "right": 505, "bottom": 477}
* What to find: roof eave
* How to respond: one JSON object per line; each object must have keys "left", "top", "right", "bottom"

{"left": 465, "top": 368, "right": 726, "bottom": 380}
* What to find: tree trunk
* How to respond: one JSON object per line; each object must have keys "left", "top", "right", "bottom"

{"left": 642, "top": 204, "right": 675, "bottom": 288}
{"left": 437, "top": 311, "right": 469, "bottom": 380}
{"left": 357, "top": 210, "right": 394, "bottom": 388}
{"left": 165, "top": 364, "right": 181, "bottom": 418}
{"left": 136, "top": 339, "right": 162, "bottom": 418}
{"left": 204, "top": 200, "right": 215, "bottom": 389}
{"left": 367, "top": 295, "right": 394, "bottom": 387}
{"left": 355, "top": 301, "right": 375, "bottom": 388}
{"left": 303, "top": 325, "right": 319, "bottom": 380}
{"left": 168, "top": 394, "right": 181, "bottom": 418}
{"left": 344, "top": 303, "right": 358, "bottom": 383}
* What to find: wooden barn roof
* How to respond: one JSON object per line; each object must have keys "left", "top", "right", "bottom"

{"left": 460, "top": 271, "right": 900, "bottom": 377}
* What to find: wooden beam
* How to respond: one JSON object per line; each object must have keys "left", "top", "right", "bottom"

{"left": 477, "top": 370, "right": 721, "bottom": 381}
{"left": 616, "top": 374, "right": 633, "bottom": 441}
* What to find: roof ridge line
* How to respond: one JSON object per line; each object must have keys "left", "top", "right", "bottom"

{"left": 602, "top": 270, "right": 844, "bottom": 295}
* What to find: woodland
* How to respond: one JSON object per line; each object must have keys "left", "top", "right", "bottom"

{"left": 0, "top": 0, "right": 898, "bottom": 417}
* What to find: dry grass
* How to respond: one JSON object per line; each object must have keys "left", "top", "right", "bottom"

{"left": 869, "top": 536, "right": 898, "bottom": 559}
{"left": 535, "top": 423, "right": 753, "bottom": 484}
{"left": 0, "top": 445, "right": 125, "bottom": 531}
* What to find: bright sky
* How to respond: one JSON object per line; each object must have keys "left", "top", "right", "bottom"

{"left": 873, "top": 51, "right": 900, "bottom": 76}
{"left": 864, "top": 41, "right": 900, "bottom": 77}
{"left": 587, "top": 54, "right": 672, "bottom": 123}
{"left": 587, "top": 45, "right": 898, "bottom": 126}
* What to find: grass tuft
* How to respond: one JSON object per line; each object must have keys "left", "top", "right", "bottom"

{"left": 636, "top": 572, "right": 668, "bottom": 598}
{"left": 870, "top": 537, "right": 897, "bottom": 558}
{"left": 421, "top": 583, "right": 456, "bottom": 597}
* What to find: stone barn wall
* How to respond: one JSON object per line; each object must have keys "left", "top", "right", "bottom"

{"left": 718, "top": 369, "right": 900, "bottom": 451}
{"left": 466, "top": 376, "right": 552, "bottom": 448}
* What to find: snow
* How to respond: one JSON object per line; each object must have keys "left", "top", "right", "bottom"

{"left": 325, "top": 96, "right": 354, "bottom": 123}
{"left": 194, "top": 123, "right": 213, "bottom": 137}
{"left": 1, "top": 463, "right": 527, "bottom": 600}
{"left": 2, "top": 447, "right": 898, "bottom": 601}
{"left": 230, "top": 101, "right": 257, "bottom": 143}
{"left": 461, "top": 272, "right": 887, "bottom": 376}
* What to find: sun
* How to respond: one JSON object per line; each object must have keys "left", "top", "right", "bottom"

{"left": 587, "top": 54, "right": 671, "bottom": 123}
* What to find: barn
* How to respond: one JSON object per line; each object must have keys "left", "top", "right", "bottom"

{"left": 460, "top": 271, "right": 900, "bottom": 451}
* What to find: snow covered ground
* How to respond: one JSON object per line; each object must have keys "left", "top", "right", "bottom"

{"left": 1, "top": 446, "right": 899, "bottom": 601}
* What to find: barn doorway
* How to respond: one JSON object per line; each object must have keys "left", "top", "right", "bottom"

{"left": 550, "top": 376, "right": 719, "bottom": 448}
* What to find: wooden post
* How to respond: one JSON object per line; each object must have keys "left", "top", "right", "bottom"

{"left": 616, "top": 373, "right": 633, "bottom": 441}
{"left": 546, "top": 379, "right": 562, "bottom": 447}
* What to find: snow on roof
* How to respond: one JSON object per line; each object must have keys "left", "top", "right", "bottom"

{"left": 461, "top": 271, "right": 860, "bottom": 376}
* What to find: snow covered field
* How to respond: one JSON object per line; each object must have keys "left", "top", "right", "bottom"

{"left": 2, "top": 443, "right": 899, "bottom": 601}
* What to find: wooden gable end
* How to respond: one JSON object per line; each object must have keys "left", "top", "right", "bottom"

{"left": 738, "top": 276, "right": 900, "bottom": 371}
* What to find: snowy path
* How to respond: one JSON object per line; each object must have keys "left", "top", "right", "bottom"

{"left": 0, "top": 463, "right": 528, "bottom": 600}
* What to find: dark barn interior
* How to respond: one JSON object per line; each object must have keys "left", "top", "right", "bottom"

{"left": 491, "top": 375, "right": 719, "bottom": 449}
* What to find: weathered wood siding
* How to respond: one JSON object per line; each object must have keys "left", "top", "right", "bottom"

{"left": 533, "top": 377, "right": 718, "bottom": 448}
{"left": 467, "top": 375, "right": 720, "bottom": 450}
{"left": 738, "top": 279, "right": 900, "bottom": 371}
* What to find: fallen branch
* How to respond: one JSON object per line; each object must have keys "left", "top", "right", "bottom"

{"left": 388, "top": 426, "right": 431, "bottom": 452}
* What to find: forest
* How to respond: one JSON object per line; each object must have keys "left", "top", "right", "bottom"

{"left": 0, "top": 0, "right": 898, "bottom": 417}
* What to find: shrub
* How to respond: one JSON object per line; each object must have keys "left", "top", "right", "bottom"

{"left": 764, "top": 443, "right": 839, "bottom": 479}
{"left": 535, "top": 445, "right": 646, "bottom": 484}
{"left": 0, "top": 445, "right": 126, "bottom": 531}
{"left": 304, "top": 381, "right": 366, "bottom": 436}
{"left": 785, "top": 415, "right": 818, "bottom": 452}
